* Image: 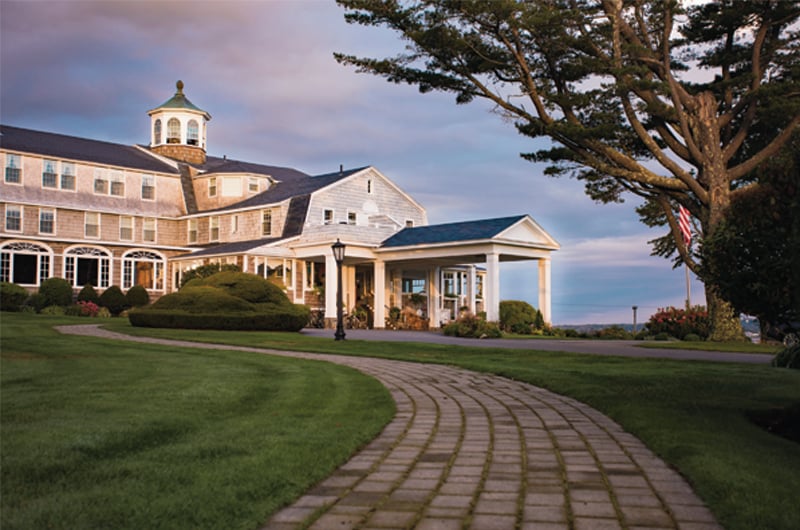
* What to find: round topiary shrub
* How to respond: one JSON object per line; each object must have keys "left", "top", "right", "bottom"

{"left": 499, "top": 300, "right": 543, "bottom": 334}
{"left": 1, "top": 282, "right": 30, "bottom": 311}
{"left": 24, "top": 293, "right": 47, "bottom": 313}
{"left": 151, "top": 286, "right": 255, "bottom": 313}
{"left": 200, "top": 271, "right": 291, "bottom": 305}
{"left": 38, "top": 277, "right": 73, "bottom": 307}
{"left": 99, "top": 285, "right": 128, "bottom": 316}
{"left": 125, "top": 284, "right": 150, "bottom": 307}
{"left": 179, "top": 263, "right": 241, "bottom": 288}
{"left": 77, "top": 283, "right": 100, "bottom": 304}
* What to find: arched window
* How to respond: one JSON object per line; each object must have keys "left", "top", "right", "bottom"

{"left": 154, "top": 119, "right": 162, "bottom": 144}
{"left": 64, "top": 246, "right": 111, "bottom": 288}
{"left": 167, "top": 118, "right": 181, "bottom": 144}
{"left": 122, "top": 250, "right": 165, "bottom": 291}
{"left": 187, "top": 120, "right": 199, "bottom": 146}
{"left": 0, "top": 241, "right": 52, "bottom": 286}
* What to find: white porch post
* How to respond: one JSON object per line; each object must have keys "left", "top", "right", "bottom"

{"left": 325, "top": 255, "right": 337, "bottom": 320}
{"left": 468, "top": 265, "right": 477, "bottom": 314}
{"left": 374, "top": 260, "right": 386, "bottom": 328}
{"left": 538, "top": 258, "right": 552, "bottom": 324}
{"left": 485, "top": 252, "right": 500, "bottom": 321}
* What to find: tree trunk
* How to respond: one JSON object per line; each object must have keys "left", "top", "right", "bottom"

{"left": 693, "top": 92, "right": 746, "bottom": 342}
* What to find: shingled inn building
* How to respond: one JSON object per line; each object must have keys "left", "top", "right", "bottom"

{"left": 0, "top": 81, "right": 559, "bottom": 329}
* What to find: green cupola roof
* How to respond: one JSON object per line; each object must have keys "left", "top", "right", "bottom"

{"left": 148, "top": 80, "right": 211, "bottom": 120}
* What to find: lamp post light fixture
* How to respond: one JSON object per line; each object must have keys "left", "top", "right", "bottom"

{"left": 632, "top": 305, "right": 638, "bottom": 335}
{"left": 332, "top": 238, "right": 346, "bottom": 341}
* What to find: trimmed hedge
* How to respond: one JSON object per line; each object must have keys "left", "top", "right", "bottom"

{"left": 1, "top": 282, "right": 29, "bottom": 312}
{"left": 499, "top": 300, "right": 543, "bottom": 334}
{"left": 152, "top": 286, "right": 255, "bottom": 313}
{"left": 99, "top": 285, "right": 128, "bottom": 316}
{"left": 200, "top": 271, "right": 292, "bottom": 305}
{"left": 125, "top": 285, "right": 150, "bottom": 307}
{"left": 77, "top": 284, "right": 100, "bottom": 304}
{"left": 128, "top": 306, "right": 309, "bottom": 332}
{"left": 39, "top": 277, "right": 73, "bottom": 307}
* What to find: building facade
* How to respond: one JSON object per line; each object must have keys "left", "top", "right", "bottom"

{"left": 1, "top": 82, "right": 559, "bottom": 328}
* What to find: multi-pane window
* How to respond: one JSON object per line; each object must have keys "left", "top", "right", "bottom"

{"left": 61, "top": 162, "right": 76, "bottom": 190}
{"left": 262, "top": 210, "right": 272, "bottom": 236}
{"left": 323, "top": 209, "right": 334, "bottom": 224}
{"left": 348, "top": 211, "right": 357, "bottom": 225}
{"left": 64, "top": 246, "right": 110, "bottom": 288}
{"left": 209, "top": 216, "right": 219, "bottom": 241}
{"left": 42, "top": 159, "right": 58, "bottom": 188}
{"left": 143, "top": 218, "right": 156, "bottom": 242}
{"left": 5, "top": 204, "right": 22, "bottom": 232}
{"left": 1, "top": 241, "right": 52, "bottom": 285}
{"left": 5, "top": 154, "right": 21, "bottom": 184}
{"left": 187, "top": 120, "right": 199, "bottom": 145}
{"left": 85, "top": 212, "right": 100, "bottom": 238}
{"left": 119, "top": 216, "right": 133, "bottom": 241}
{"left": 39, "top": 208, "right": 55, "bottom": 234}
{"left": 94, "top": 168, "right": 109, "bottom": 194}
{"left": 141, "top": 174, "right": 155, "bottom": 200}
{"left": 187, "top": 219, "right": 198, "bottom": 243}
{"left": 122, "top": 250, "right": 165, "bottom": 290}
{"left": 110, "top": 171, "right": 125, "bottom": 196}
{"left": 167, "top": 118, "right": 180, "bottom": 143}
{"left": 208, "top": 177, "right": 217, "bottom": 197}
{"left": 154, "top": 119, "right": 162, "bottom": 144}
{"left": 248, "top": 177, "right": 259, "bottom": 193}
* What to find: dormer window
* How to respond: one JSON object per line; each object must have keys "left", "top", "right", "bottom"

{"left": 154, "top": 119, "right": 162, "bottom": 144}
{"left": 167, "top": 118, "right": 180, "bottom": 144}
{"left": 187, "top": 120, "right": 199, "bottom": 146}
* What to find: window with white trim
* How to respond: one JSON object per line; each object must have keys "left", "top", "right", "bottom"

{"left": 262, "top": 209, "right": 272, "bottom": 236}
{"left": 94, "top": 168, "right": 109, "bottom": 194}
{"left": 405, "top": 219, "right": 414, "bottom": 228}
{"left": 248, "top": 177, "right": 259, "bottom": 193}
{"left": 5, "top": 204, "right": 22, "bottom": 232}
{"left": 209, "top": 216, "right": 219, "bottom": 241}
{"left": 143, "top": 218, "right": 156, "bottom": 242}
{"left": 167, "top": 118, "right": 180, "bottom": 143}
{"left": 85, "top": 212, "right": 100, "bottom": 238}
{"left": 122, "top": 250, "right": 165, "bottom": 290}
{"left": 42, "top": 159, "right": 58, "bottom": 188}
{"left": 119, "top": 216, "right": 133, "bottom": 241}
{"left": 347, "top": 211, "right": 357, "bottom": 225}
{"left": 367, "top": 179, "right": 372, "bottom": 194}
{"left": 0, "top": 241, "right": 52, "bottom": 285}
{"left": 61, "top": 162, "right": 76, "bottom": 190}
{"left": 188, "top": 218, "right": 198, "bottom": 243}
{"left": 231, "top": 215, "right": 239, "bottom": 234}
{"left": 187, "top": 120, "right": 199, "bottom": 146}
{"left": 208, "top": 177, "right": 217, "bottom": 197}
{"left": 154, "top": 119, "right": 162, "bottom": 144}
{"left": 5, "top": 153, "right": 21, "bottom": 184}
{"left": 141, "top": 174, "right": 155, "bottom": 200}
{"left": 39, "top": 208, "right": 55, "bottom": 234}
{"left": 64, "top": 246, "right": 110, "bottom": 288}
{"left": 110, "top": 171, "right": 125, "bottom": 197}
{"left": 323, "top": 209, "right": 334, "bottom": 224}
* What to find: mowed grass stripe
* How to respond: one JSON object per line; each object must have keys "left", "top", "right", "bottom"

{"left": 0, "top": 314, "right": 394, "bottom": 530}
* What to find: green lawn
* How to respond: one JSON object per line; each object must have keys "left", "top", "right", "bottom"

{"left": 3, "top": 314, "right": 800, "bottom": 530}
{"left": 0, "top": 313, "right": 394, "bottom": 530}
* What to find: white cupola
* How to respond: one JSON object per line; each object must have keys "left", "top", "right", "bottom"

{"left": 147, "top": 80, "right": 211, "bottom": 165}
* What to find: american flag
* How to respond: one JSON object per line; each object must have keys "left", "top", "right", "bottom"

{"left": 678, "top": 205, "right": 692, "bottom": 246}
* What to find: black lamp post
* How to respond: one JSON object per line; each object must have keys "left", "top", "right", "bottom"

{"left": 332, "top": 239, "right": 346, "bottom": 341}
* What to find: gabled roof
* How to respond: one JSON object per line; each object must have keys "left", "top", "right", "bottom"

{"left": 0, "top": 124, "right": 180, "bottom": 174}
{"left": 205, "top": 166, "right": 368, "bottom": 213}
{"left": 199, "top": 155, "right": 309, "bottom": 182}
{"left": 381, "top": 215, "right": 529, "bottom": 247}
{"left": 180, "top": 237, "right": 286, "bottom": 259}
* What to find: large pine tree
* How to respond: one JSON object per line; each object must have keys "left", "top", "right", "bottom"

{"left": 335, "top": 0, "right": 800, "bottom": 340}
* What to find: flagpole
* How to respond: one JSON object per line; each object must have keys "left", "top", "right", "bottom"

{"left": 678, "top": 205, "right": 693, "bottom": 310}
{"left": 685, "top": 262, "right": 691, "bottom": 310}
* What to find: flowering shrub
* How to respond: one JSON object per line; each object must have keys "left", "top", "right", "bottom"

{"left": 443, "top": 312, "right": 502, "bottom": 338}
{"left": 76, "top": 300, "right": 100, "bottom": 317}
{"left": 646, "top": 306, "right": 710, "bottom": 340}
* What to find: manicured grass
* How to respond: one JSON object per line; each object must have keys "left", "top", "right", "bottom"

{"left": 638, "top": 339, "right": 780, "bottom": 354}
{"left": 100, "top": 319, "right": 800, "bottom": 530}
{"left": 0, "top": 313, "right": 394, "bottom": 530}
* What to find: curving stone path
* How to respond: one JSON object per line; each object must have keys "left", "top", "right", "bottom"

{"left": 57, "top": 325, "right": 721, "bottom": 530}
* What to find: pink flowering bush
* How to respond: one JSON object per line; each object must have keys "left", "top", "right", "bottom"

{"left": 76, "top": 300, "right": 100, "bottom": 317}
{"left": 646, "top": 306, "right": 710, "bottom": 340}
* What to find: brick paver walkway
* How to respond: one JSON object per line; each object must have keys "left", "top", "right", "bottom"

{"left": 58, "top": 325, "right": 721, "bottom": 530}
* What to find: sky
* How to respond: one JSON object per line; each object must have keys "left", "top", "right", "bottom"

{"left": 0, "top": 0, "right": 707, "bottom": 325}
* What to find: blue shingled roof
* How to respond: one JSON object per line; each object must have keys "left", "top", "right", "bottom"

{"left": 381, "top": 215, "right": 528, "bottom": 247}
{"left": 0, "top": 125, "right": 179, "bottom": 174}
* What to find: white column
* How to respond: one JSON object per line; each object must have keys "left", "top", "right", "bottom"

{"left": 485, "top": 252, "right": 500, "bottom": 321}
{"left": 468, "top": 265, "right": 477, "bottom": 314}
{"left": 538, "top": 258, "right": 552, "bottom": 324}
{"left": 325, "top": 256, "right": 337, "bottom": 319}
{"left": 374, "top": 260, "right": 386, "bottom": 328}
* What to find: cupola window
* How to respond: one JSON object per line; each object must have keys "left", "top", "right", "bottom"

{"left": 167, "top": 118, "right": 181, "bottom": 144}
{"left": 187, "top": 120, "right": 199, "bottom": 146}
{"left": 154, "top": 119, "right": 162, "bottom": 144}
